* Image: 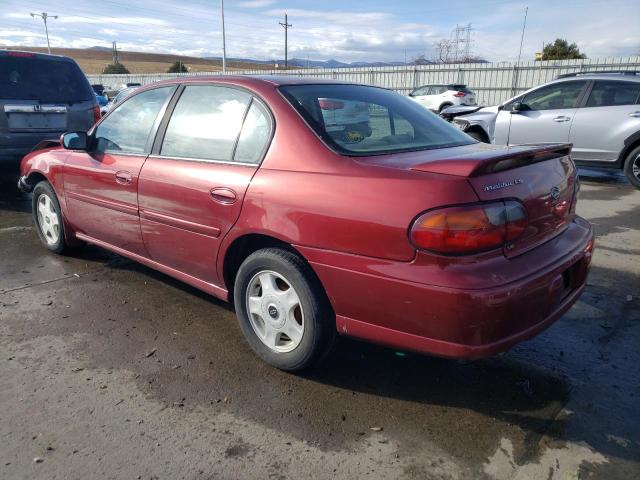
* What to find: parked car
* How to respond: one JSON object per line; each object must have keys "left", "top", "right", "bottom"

{"left": 408, "top": 84, "right": 476, "bottom": 112}
{"left": 94, "top": 92, "right": 109, "bottom": 107}
{"left": 100, "top": 86, "right": 138, "bottom": 115}
{"left": 0, "top": 50, "right": 100, "bottom": 164}
{"left": 91, "top": 84, "right": 106, "bottom": 96}
{"left": 18, "top": 77, "right": 594, "bottom": 371}
{"left": 445, "top": 72, "right": 640, "bottom": 188}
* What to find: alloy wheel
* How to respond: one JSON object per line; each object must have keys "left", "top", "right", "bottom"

{"left": 36, "top": 193, "right": 60, "bottom": 245}
{"left": 245, "top": 270, "right": 304, "bottom": 353}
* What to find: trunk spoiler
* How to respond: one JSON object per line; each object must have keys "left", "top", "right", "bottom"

{"left": 410, "top": 143, "right": 573, "bottom": 178}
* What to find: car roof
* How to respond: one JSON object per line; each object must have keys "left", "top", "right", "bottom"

{"left": 150, "top": 75, "right": 358, "bottom": 89}
{"left": 554, "top": 72, "right": 640, "bottom": 82}
{"left": 0, "top": 49, "right": 75, "bottom": 62}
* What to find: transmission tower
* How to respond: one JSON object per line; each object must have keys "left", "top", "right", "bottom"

{"left": 451, "top": 24, "right": 473, "bottom": 63}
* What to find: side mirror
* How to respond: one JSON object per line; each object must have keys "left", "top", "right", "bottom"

{"left": 510, "top": 101, "right": 529, "bottom": 113}
{"left": 61, "top": 131, "right": 88, "bottom": 150}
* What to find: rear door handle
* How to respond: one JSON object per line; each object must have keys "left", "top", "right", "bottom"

{"left": 553, "top": 116, "right": 571, "bottom": 123}
{"left": 114, "top": 171, "right": 132, "bottom": 185}
{"left": 210, "top": 187, "right": 237, "bottom": 205}
{"left": 629, "top": 111, "right": 640, "bottom": 118}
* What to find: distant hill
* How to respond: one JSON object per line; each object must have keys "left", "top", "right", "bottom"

{"left": 205, "top": 56, "right": 433, "bottom": 68}
{"left": 3, "top": 47, "right": 275, "bottom": 74}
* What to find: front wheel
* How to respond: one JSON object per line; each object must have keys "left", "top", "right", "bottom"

{"left": 623, "top": 145, "right": 640, "bottom": 189}
{"left": 32, "top": 181, "right": 70, "bottom": 254}
{"left": 233, "top": 248, "right": 335, "bottom": 371}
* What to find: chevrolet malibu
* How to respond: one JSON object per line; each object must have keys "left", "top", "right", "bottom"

{"left": 18, "top": 76, "right": 594, "bottom": 371}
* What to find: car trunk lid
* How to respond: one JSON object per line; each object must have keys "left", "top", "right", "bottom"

{"left": 362, "top": 143, "right": 577, "bottom": 258}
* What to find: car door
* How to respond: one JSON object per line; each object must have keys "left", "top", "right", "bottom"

{"left": 570, "top": 79, "right": 640, "bottom": 162}
{"left": 138, "top": 84, "right": 273, "bottom": 285}
{"left": 63, "top": 86, "right": 176, "bottom": 256}
{"left": 506, "top": 80, "right": 587, "bottom": 145}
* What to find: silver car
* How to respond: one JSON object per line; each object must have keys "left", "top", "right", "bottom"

{"left": 0, "top": 50, "right": 99, "bottom": 164}
{"left": 450, "top": 72, "right": 640, "bottom": 188}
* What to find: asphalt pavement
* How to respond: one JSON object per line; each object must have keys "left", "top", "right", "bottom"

{"left": 0, "top": 165, "right": 638, "bottom": 479}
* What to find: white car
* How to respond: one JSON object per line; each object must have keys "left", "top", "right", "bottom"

{"left": 408, "top": 84, "right": 476, "bottom": 112}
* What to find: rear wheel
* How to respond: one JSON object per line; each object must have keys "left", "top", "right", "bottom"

{"left": 233, "top": 248, "right": 335, "bottom": 371}
{"left": 32, "top": 181, "right": 69, "bottom": 254}
{"left": 623, "top": 145, "right": 640, "bottom": 189}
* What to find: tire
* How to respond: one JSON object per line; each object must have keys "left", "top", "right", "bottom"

{"left": 233, "top": 248, "right": 336, "bottom": 371}
{"left": 623, "top": 145, "right": 640, "bottom": 189}
{"left": 467, "top": 130, "right": 488, "bottom": 143}
{"left": 32, "top": 181, "right": 69, "bottom": 254}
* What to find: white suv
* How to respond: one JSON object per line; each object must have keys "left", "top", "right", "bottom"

{"left": 408, "top": 84, "right": 476, "bottom": 112}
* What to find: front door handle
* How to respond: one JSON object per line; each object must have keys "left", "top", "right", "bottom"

{"left": 553, "top": 116, "right": 571, "bottom": 123}
{"left": 629, "top": 111, "right": 640, "bottom": 118}
{"left": 210, "top": 187, "right": 237, "bottom": 205}
{"left": 114, "top": 170, "right": 132, "bottom": 185}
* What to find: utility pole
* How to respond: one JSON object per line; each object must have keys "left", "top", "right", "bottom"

{"left": 112, "top": 41, "right": 119, "bottom": 64}
{"left": 221, "top": 0, "right": 227, "bottom": 73}
{"left": 517, "top": 6, "right": 528, "bottom": 65}
{"left": 30, "top": 12, "right": 57, "bottom": 54}
{"left": 279, "top": 13, "right": 292, "bottom": 69}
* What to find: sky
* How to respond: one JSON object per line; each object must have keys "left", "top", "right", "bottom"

{"left": 1, "top": 0, "right": 639, "bottom": 63}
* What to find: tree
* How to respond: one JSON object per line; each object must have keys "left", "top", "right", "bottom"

{"left": 540, "top": 39, "right": 586, "bottom": 61}
{"left": 167, "top": 61, "right": 188, "bottom": 73}
{"left": 102, "top": 62, "right": 130, "bottom": 74}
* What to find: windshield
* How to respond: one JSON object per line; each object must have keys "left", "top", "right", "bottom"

{"left": 0, "top": 56, "right": 93, "bottom": 103}
{"left": 280, "top": 84, "right": 474, "bottom": 155}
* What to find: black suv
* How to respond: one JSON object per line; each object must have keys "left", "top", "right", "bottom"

{"left": 1, "top": 50, "right": 99, "bottom": 164}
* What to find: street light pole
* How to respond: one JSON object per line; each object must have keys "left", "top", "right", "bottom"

{"left": 221, "top": 0, "right": 227, "bottom": 73}
{"left": 516, "top": 6, "right": 528, "bottom": 66}
{"left": 31, "top": 12, "right": 58, "bottom": 54}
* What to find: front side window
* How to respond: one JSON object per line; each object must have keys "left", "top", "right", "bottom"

{"left": 280, "top": 84, "right": 473, "bottom": 155}
{"left": 585, "top": 80, "right": 640, "bottom": 107}
{"left": 161, "top": 85, "right": 251, "bottom": 161}
{"left": 412, "top": 86, "right": 429, "bottom": 96}
{"left": 93, "top": 87, "right": 173, "bottom": 155}
{"left": 522, "top": 81, "right": 586, "bottom": 110}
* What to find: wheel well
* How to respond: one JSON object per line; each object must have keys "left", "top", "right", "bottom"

{"left": 223, "top": 234, "right": 299, "bottom": 297}
{"left": 27, "top": 172, "right": 48, "bottom": 188}
{"left": 619, "top": 136, "right": 640, "bottom": 169}
{"left": 439, "top": 102, "right": 453, "bottom": 111}
{"left": 465, "top": 125, "right": 489, "bottom": 142}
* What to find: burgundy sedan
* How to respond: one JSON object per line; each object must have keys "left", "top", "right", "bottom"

{"left": 19, "top": 76, "right": 594, "bottom": 371}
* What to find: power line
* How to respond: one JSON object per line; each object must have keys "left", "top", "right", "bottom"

{"left": 30, "top": 11, "right": 57, "bottom": 54}
{"left": 279, "top": 13, "right": 292, "bottom": 69}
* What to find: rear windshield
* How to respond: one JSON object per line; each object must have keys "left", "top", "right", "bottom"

{"left": 449, "top": 84, "right": 472, "bottom": 93}
{"left": 0, "top": 56, "right": 93, "bottom": 103}
{"left": 280, "top": 84, "right": 473, "bottom": 155}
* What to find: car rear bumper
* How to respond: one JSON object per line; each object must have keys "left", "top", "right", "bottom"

{"left": 297, "top": 217, "right": 594, "bottom": 359}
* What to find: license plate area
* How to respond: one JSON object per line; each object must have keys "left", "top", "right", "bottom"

{"left": 4, "top": 104, "right": 68, "bottom": 131}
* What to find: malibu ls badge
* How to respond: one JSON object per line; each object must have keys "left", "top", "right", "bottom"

{"left": 483, "top": 178, "right": 524, "bottom": 192}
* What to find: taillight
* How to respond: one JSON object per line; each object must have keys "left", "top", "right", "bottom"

{"left": 7, "top": 51, "right": 35, "bottom": 57}
{"left": 409, "top": 201, "right": 528, "bottom": 254}
{"left": 453, "top": 91, "right": 466, "bottom": 97}
{"left": 92, "top": 105, "right": 101, "bottom": 123}
{"left": 319, "top": 99, "right": 344, "bottom": 110}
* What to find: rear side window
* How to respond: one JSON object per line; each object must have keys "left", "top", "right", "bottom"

{"left": 449, "top": 84, "right": 472, "bottom": 93}
{"left": 234, "top": 101, "right": 272, "bottom": 164}
{"left": 161, "top": 85, "right": 251, "bottom": 161}
{"left": 0, "top": 56, "right": 93, "bottom": 103}
{"left": 522, "top": 81, "right": 586, "bottom": 110}
{"left": 93, "top": 87, "right": 173, "bottom": 155}
{"left": 280, "top": 84, "right": 473, "bottom": 155}
{"left": 585, "top": 80, "right": 640, "bottom": 107}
